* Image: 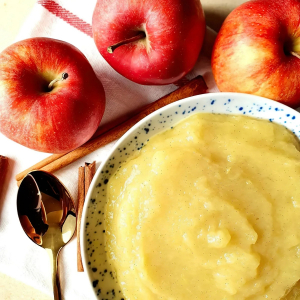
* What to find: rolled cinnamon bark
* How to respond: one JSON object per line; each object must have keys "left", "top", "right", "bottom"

{"left": 77, "top": 161, "right": 96, "bottom": 272}
{"left": 0, "top": 156, "right": 8, "bottom": 196}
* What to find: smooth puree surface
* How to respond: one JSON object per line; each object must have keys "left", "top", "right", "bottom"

{"left": 106, "top": 113, "right": 300, "bottom": 300}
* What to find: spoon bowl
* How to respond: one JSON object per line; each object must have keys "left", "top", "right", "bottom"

{"left": 17, "top": 171, "right": 76, "bottom": 300}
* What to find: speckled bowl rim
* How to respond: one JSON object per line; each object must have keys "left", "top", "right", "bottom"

{"left": 80, "top": 92, "right": 300, "bottom": 299}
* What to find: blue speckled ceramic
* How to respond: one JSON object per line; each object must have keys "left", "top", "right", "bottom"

{"left": 80, "top": 92, "right": 300, "bottom": 300}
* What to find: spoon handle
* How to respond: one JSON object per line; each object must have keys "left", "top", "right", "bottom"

{"left": 46, "top": 248, "right": 61, "bottom": 300}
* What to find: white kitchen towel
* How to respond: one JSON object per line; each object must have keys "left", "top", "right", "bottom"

{"left": 0, "top": 0, "right": 218, "bottom": 299}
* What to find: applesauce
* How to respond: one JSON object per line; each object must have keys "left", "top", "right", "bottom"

{"left": 106, "top": 113, "right": 300, "bottom": 300}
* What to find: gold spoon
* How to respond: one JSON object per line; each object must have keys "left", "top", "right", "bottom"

{"left": 17, "top": 171, "right": 77, "bottom": 300}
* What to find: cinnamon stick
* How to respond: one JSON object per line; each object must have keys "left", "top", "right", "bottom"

{"left": 16, "top": 75, "right": 208, "bottom": 184}
{"left": 15, "top": 154, "right": 65, "bottom": 185}
{"left": 0, "top": 156, "right": 8, "bottom": 195}
{"left": 77, "top": 161, "right": 96, "bottom": 272}
{"left": 84, "top": 162, "right": 96, "bottom": 198}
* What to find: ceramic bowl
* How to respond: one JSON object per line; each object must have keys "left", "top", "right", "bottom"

{"left": 80, "top": 92, "right": 300, "bottom": 299}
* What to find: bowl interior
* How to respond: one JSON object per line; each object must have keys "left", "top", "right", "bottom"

{"left": 81, "top": 92, "right": 300, "bottom": 299}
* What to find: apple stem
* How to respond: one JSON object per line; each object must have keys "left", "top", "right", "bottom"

{"left": 107, "top": 32, "right": 146, "bottom": 53}
{"left": 48, "top": 73, "right": 69, "bottom": 90}
{"left": 291, "top": 51, "right": 300, "bottom": 60}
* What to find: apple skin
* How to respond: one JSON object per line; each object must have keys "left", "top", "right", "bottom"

{"left": 0, "top": 38, "right": 105, "bottom": 153}
{"left": 211, "top": 0, "right": 300, "bottom": 107}
{"left": 92, "top": 0, "right": 205, "bottom": 85}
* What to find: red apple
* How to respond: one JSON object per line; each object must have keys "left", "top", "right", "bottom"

{"left": 0, "top": 38, "right": 105, "bottom": 153}
{"left": 211, "top": 0, "right": 300, "bottom": 107}
{"left": 92, "top": 0, "right": 205, "bottom": 85}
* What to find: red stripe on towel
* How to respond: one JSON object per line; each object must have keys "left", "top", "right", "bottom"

{"left": 38, "top": 0, "right": 93, "bottom": 37}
